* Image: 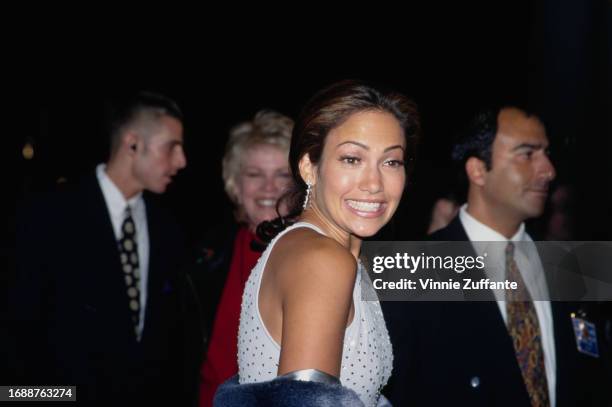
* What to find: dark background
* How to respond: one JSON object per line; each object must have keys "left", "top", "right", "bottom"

{"left": 10, "top": 1, "right": 611, "bottom": 293}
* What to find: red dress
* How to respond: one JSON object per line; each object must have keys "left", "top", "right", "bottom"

{"left": 199, "top": 227, "right": 262, "bottom": 407}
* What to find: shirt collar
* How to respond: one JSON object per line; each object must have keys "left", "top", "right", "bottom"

{"left": 459, "top": 203, "right": 526, "bottom": 242}
{"left": 96, "top": 163, "right": 142, "bottom": 218}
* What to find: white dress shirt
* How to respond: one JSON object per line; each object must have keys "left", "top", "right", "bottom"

{"left": 96, "top": 164, "right": 149, "bottom": 338}
{"left": 459, "top": 204, "right": 556, "bottom": 407}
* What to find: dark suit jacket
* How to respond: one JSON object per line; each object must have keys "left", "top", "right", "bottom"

{"left": 188, "top": 222, "right": 238, "bottom": 350}
{"left": 11, "top": 172, "right": 201, "bottom": 406}
{"left": 383, "top": 216, "right": 609, "bottom": 407}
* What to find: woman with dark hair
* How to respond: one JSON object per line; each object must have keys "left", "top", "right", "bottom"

{"left": 215, "top": 80, "right": 420, "bottom": 407}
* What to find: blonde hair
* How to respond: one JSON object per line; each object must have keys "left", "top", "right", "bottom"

{"left": 222, "top": 110, "right": 294, "bottom": 207}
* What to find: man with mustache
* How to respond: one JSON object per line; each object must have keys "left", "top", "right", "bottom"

{"left": 385, "top": 107, "right": 608, "bottom": 406}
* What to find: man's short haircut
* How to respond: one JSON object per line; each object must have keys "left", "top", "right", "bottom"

{"left": 451, "top": 107, "right": 501, "bottom": 169}
{"left": 108, "top": 91, "right": 183, "bottom": 155}
{"left": 451, "top": 105, "right": 541, "bottom": 170}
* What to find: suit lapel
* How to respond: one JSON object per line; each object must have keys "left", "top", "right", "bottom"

{"left": 83, "top": 173, "right": 123, "bottom": 274}
{"left": 452, "top": 217, "right": 532, "bottom": 401}
{"left": 436, "top": 218, "right": 499, "bottom": 302}
{"left": 141, "top": 193, "right": 170, "bottom": 342}
{"left": 551, "top": 300, "right": 587, "bottom": 405}
{"left": 82, "top": 173, "right": 139, "bottom": 342}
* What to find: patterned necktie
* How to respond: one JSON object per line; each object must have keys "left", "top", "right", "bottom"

{"left": 118, "top": 206, "right": 141, "bottom": 340}
{"left": 505, "top": 242, "right": 550, "bottom": 407}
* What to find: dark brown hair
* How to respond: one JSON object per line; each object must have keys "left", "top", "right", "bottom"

{"left": 107, "top": 91, "right": 183, "bottom": 157}
{"left": 257, "top": 80, "right": 420, "bottom": 242}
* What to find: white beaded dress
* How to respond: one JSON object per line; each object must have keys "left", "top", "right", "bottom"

{"left": 237, "top": 222, "right": 393, "bottom": 407}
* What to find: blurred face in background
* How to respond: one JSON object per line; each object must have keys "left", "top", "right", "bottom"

{"left": 131, "top": 115, "right": 186, "bottom": 194}
{"left": 235, "top": 144, "right": 292, "bottom": 232}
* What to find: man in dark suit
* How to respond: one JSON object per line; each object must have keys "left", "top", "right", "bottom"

{"left": 384, "top": 107, "right": 609, "bottom": 406}
{"left": 12, "top": 92, "right": 200, "bottom": 405}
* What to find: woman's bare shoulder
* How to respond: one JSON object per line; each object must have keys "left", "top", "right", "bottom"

{"left": 271, "top": 227, "right": 357, "bottom": 288}
{"left": 271, "top": 227, "right": 358, "bottom": 376}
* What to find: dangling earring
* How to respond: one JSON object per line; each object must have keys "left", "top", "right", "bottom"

{"left": 302, "top": 181, "right": 312, "bottom": 211}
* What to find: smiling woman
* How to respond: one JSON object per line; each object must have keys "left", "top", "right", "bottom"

{"left": 214, "top": 80, "right": 420, "bottom": 407}
{"left": 299, "top": 110, "right": 407, "bottom": 240}
{"left": 198, "top": 110, "right": 294, "bottom": 407}
{"left": 222, "top": 111, "right": 294, "bottom": 232}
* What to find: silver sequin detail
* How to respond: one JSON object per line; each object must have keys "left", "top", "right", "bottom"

{"left": 237, "top": 222, "right": 393, "bottom": 407}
